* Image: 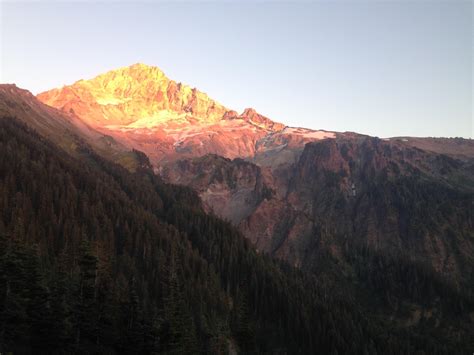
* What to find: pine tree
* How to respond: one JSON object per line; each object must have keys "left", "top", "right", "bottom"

{"left": 231, "top": 288, "right": 256, "bottom": 354}
{"left": 76, "top": 240, "right": 98, "bottom": 352}
{"left": 163, "top": 252, "right": 199, "bottom": 354}
{"left": 122, "top": 276, "right": 144, "bottom": 353}
{"left": 24, "top": 245, "right": 54, "bottom": 352}
{"left": 0, "top": 238, "right": 30, "bottom": 353}
{"left": 49, "top": 253, "right": 73, "bottom": 352}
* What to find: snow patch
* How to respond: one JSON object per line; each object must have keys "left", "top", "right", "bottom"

{"left": 282, "top": 127, "right": 335, "bottom": 139}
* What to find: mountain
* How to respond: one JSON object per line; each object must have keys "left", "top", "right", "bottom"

{"left": 1, "top": 63, "right": 473, "bottom": 352}
{"left": 37, "top": 63, "right": 336, "bottom": 164}
{"left": 0, "top": 116, "right": 310, "bottom": 353}
{"left": 1, "top": 105, "right": 473, "bottom": 354}
{"left": 160, "top": 135, "right": 474, "bottom": 352}
{"left": 35, "top": 63, "right": 474, "bottom": 282}
{"left": 162, "top": 136, "right": 474, "bottom": 276}
{"left": 38, "top": 63, "right": 228, "bottom": 128}
{"left": 4, "top": 112, "right": 470, "bottom": 354}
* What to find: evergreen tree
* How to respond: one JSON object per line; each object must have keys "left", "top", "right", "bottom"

{"left": 76, "top": 240, "right": 98, "bottom": 352}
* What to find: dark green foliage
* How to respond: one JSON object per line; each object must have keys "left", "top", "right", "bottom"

{"left": 0, "top": 118, "right": 230, "bottom": 354}
{"left": 231, "top": 287, "right": 256, "bottom": 353}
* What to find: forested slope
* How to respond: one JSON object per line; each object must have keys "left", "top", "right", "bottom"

{"left": 0, "top": 117, "right": 472, "bottom": 354}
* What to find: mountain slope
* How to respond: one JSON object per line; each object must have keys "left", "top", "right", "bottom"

{"left": 287, "top": 137, "right": 474, "bottom": 276}
{"left": 165, "top": 137, "right": 474, "bottom": 280}
{"left": 0, "top": 84, "right": 140, "bottom": 170}
{"left": 161, "top": 138, "right": 474, "bottom": 351}
{"left": 1, "top": 112, "right": 473, "bottom": 354}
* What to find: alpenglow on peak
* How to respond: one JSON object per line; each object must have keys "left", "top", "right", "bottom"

{"left": 37, "top": 63, "right": 229, "bottom": 127}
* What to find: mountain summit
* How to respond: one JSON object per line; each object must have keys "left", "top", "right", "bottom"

{"left": 37, "top": 63, "right": 333, "bottom": 163}
{"left": 37, "top": 63, "right": 228, "bottom": 128}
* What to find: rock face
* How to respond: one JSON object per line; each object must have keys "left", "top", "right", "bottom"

{"left": 167, "top": 136, "right": 474, "bottom": 288}
{"left": 162, "top": 154, "right": 274, "bottom": 224}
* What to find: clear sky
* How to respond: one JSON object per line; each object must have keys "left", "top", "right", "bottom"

{"left": 1, "top": 0, "right": 472, "bottom": 138}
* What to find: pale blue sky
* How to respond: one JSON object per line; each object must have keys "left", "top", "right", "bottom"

{"left": 1, "top": 1, "right": 472, "bottom": 138}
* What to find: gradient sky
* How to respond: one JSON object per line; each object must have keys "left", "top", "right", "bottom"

{"left": 1, "top": 1, "right": 472, "bottom": 138}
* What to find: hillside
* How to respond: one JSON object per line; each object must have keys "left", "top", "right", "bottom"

{"left": 0, "top": 84, "right": 140, "bottom": 170}
{"left": 1, "top": 114, "right": 473, "bottom": 353}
